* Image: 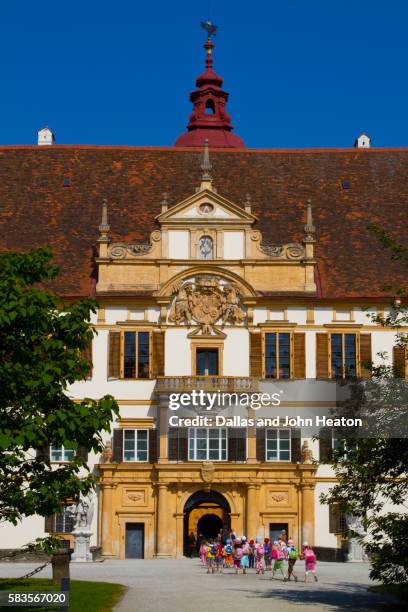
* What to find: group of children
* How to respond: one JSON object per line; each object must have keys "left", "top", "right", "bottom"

{"left": 199, "top": 536, "right": 318, "bottom": 582}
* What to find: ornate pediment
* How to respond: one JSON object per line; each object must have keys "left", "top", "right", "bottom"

{"left": 169, "top": 275, "right": 246, "bottom": 334}
{"left": 155, "top": 189, "right": 257, "bottom": 227}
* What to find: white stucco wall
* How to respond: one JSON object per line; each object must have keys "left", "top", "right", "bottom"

{"left": 168, "top": 230, "right": 189, "bottom": 259}
{"left": 223, "top": 231, "right": 244, "bottom": 259}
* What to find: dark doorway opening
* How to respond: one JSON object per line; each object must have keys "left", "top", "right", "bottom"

{"left": 125, "top": 523, "right": 144, "bottom": 559}
{"left": 269, "top": 522, "right": 289, "bottom": 543}
{"left": 183, "top": 490, "right": 230, "bottom": 556}
{"left": 197, "top": 513, "right": 223, "bottom": 540}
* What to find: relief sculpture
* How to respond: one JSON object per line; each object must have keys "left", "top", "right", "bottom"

{"left": 169, "top": 275, "right": 246, "bottom": 333}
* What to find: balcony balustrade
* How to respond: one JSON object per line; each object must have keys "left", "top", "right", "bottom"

{"left": 156, "top": 376, "right": 259, "bottom": 393}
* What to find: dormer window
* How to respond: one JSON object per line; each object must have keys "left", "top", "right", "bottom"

{"left": 199, "top": 235, "right": 213, "bottom": 260}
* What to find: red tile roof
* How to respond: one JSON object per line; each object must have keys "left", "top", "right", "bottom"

{"left": 0, "top": 145, "right": 407, "bottom": 300}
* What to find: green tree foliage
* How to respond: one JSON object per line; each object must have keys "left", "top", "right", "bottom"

{"left": 0, "top": 247, "right": 119, "bottom": 524}
{"left": 321, "top": 225, "right": 408, "bottom": 585}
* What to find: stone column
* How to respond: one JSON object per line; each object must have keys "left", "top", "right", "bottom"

{"left": 301, "top": 482, "right": 315, "bottom": 546}
{"left": 155, "top": 483, "right": 171, "bottom": 558}
{"left": 158, "top": 404, "right": 168, "bottom": 464}
{"left": 175, "top": 513, "right": 185, "bottom": 559}
{"left": 246, "top": 484, "right": 258, "bottom": 538}
{"left": 101, "top": 483, "right": 114, "bottom": 557}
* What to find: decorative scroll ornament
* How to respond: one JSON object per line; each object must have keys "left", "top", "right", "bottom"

{"left": 260, "top": 241, "right": 305, "bottom": 260}
{"left": 169, "top": 275, "right": 246, "bottom": 333}
{"left": 108, "top": 231, "right": 161, "bottom": 259}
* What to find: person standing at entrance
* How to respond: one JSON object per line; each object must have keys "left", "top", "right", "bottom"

{"left": 255, "top": 538, "right": 265, "bottom": 574}
{"left": 199, "top": 540, "right": 208, "bottom": 566}
{"left": 187, "top": 532, "right": 197, "bottom": 558}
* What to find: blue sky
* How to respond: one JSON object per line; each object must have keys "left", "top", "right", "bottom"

{"left": 1, "top": 0, "right": 407, "bottom": 148}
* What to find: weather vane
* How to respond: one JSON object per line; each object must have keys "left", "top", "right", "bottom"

{"left": 200, "top": 20, "right": 218, "bottom": 38}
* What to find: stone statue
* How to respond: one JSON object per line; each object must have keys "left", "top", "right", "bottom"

{"left": 301, "top": 440, "right": 314, "bottom": 464}
{"left": 346, "top": 513, "right": 368, "bottom": 562}
{"left": 68, "top": 492, "right": 94, "bottom": 530}
{"left": 68, "top": 492, "right": 94, "bottom": 563}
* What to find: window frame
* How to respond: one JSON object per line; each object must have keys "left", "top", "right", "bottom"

{"left": 188, "top": 427, "right": 228, "bottom": 462}
{"left": 191, "top": 340, "right": 224, "bottom": 376}
{"left": 328, "top": 332, "right": 360, "bottom": 379}
{"left": 54, "top": 505, "right": 75, "bottom": 534}
{"left": 122, "top": 428, "right": 149, "bottom": 463}
{"left": 262, "top": 331, "right": 294, "bottom": 380}
{"left": 120, "top": 329, "right": 152, "bottom": 380}
{"left": 265, "top": 428, "right": 291, "bottom": 462}
{"left": 50, "top": 445, "right": 75, "bottom": 463}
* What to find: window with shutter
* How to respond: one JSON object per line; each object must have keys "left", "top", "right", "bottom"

{"left": 250, "top": 332, "right": 262, "bottom": 378}
{"left": 152, "top": 332, "right": 165, "bottom": 378}
{"left": 168, "top": 427, "right": 188, "bottom": 462}
{"left": 264, "top": 332, "right": 291, "bottom": 379}
{"left": 227, "top": 428, "right": 247, "bottom": 462}
{"left": 82, "top": 338, "right": 93, "bottom": 379}
{"left": 290, "top": 428, "right": 301, "bottom": 463}
{"left": 316, "top": 333, "right": 329, "bottom": 379}
{"left": 256, "top": 428, "right": 266, "bottom": 461}
{"left": 393, "top": 346, "right": 407, "bottom": 379}
{"left": 319, "top": 429, "right": 332, "bottom": 463}
{"left": 360, "top": 333, "right": 372, "bottom": 379}
{"left": 112, "top": 429, "right": 123, "bottom": 462}
{"left": 149, "top": 429, "right": 158, "bottom": 463}
{"left": 108, "top": 331, "right": 121, "bottom": 380}
{"left": 293, "top": 333, "right": 306, "bottom": 378}
{"left": 329, "top": 504, "right": 346, "bottom": 534}
{"left": 44, "top": 515, "right": 55, "bottom": 533}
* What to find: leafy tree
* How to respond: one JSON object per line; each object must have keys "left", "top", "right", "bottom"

{"left": 0, "top": 247, "right": 119, "bottom": 525}
{"left": 321, "top": 224, "right": 408, "bottom": 586}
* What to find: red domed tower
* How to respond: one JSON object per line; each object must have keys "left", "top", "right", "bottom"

{"left": 174, "top": 30, "right": 245, "bottom": 148}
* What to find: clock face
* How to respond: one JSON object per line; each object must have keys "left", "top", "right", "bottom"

{"left": 198, "top": 202, "right": 214, "bottom": 215}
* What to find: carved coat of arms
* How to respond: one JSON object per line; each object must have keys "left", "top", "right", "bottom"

{"left": 169, "top": 276, "right": 245, "bottom": 333}
{"left": 201, "top": 461, "right": 215, "bottom": 483}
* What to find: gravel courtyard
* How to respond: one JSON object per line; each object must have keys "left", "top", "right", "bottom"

{"left": 0, "top": 559, "right": 404, "bottom": 612}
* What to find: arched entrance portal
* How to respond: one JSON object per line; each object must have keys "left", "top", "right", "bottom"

{"left": 184, "top": 490, "right": 231, "bottom": 556}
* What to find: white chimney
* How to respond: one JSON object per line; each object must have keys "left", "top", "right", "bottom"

{"left": 37, "top": 127, "right": 55, "bottom": 146}
{"left": 355, "top": 133, "right": 371, "bottom": 148}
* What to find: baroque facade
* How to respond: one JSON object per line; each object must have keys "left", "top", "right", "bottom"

{"left": 0, "top": 33, "right": 407, "bottom": 561}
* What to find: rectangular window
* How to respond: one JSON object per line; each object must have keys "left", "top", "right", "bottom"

{"left": 50, "top": 445, "right": 75, "bottom": 462}
{"left": 55, "top": 507, "right": 74, "bottom": 533}
{"left": 266, "top": 429, "right": 291, "bottom": 461}
{"left": 196, "top": 348, "right": 219, "bottom": 375}
{"left": 123, "top": 429, "right": 148, "bottom": 462}
{"left": 188, "top": 428, "right": 227, "bottom": 461}
{"left": 265, "top": 332, "right": 291, "bottom": 379}
{"left": 331, "top": 333, "right": 357, "bottom": 379}
{"left": 123, "top": 331, "right": 150, "bottom": 379}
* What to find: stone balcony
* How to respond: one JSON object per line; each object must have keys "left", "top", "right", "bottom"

{"left": 155, "top": 376, "right": 259, "bottom": 393}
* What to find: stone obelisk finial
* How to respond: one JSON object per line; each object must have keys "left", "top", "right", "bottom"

{"left": 200, "top": 139, "right": 213, "bottom": 190}
{"left": 98, "top": 198, "right": 110, "bottom": 257}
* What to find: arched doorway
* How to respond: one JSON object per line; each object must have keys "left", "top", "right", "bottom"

{"left": 183, "top": 490, "right": 231, "bottom": 556}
